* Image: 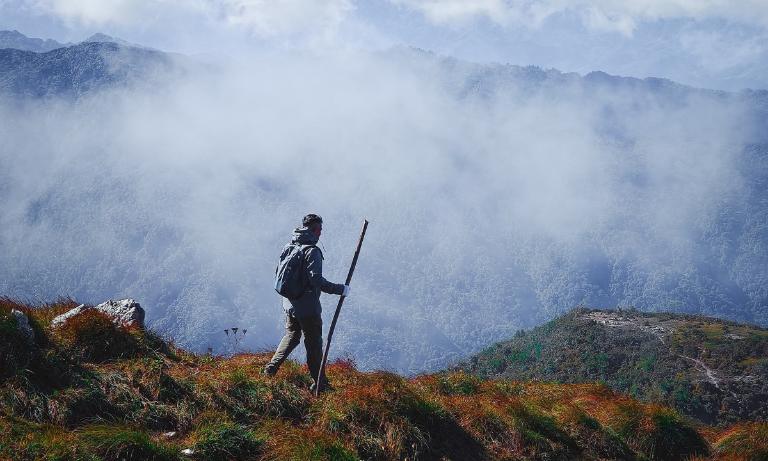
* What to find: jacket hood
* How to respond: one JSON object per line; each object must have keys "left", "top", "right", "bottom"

{"left": 291, "top": 226, "right": 319, "bottom": 245}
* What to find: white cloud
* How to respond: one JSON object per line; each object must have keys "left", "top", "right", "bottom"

{"left": 218, "top": 0, "right": 353, "bottom": 37}
{"left": 391, "top": 0, "right": 768, "bottom": 34}
{"left": 389, "top": 0, "right": 510, "bottom": 25}
{"left": 28, "top": 0, "right": 200, "bottom": 26}
{"left": 26, "top": 0, "right": 353, "bottom": 39}
{"left": 19, "top": 0, "right": 768, "bottom": 42}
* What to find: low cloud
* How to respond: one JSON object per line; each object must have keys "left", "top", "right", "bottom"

{"left": 389, "top": 0, "right": 510, "bottom": 25}
{"left": 393, "top": 0, "right": 768, "bottom": 35}
{"left": 24, "top": 0, "right": 353, "bottom": 41}
{"left": 21, "top": 0, "right": 768, "bottom": 38}
{"left": 1, "top": 49, "right": 763, "bottom": 372}
{"left": 218, "top": 0, "right": 353, "bottom": 38}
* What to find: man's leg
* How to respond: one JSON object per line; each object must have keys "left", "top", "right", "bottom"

{"left": 264, "top": 313, "right": 302, "bottom": 375}
{"left": 298, "top": 313, "right": 327, "bottom": 389}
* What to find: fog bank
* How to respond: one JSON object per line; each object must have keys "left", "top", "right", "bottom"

{"left": 1, "top": 50, "right": 765, "bottom": 373}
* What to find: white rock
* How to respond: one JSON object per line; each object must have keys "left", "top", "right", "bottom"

{"left": 11, "top": 309, "right": 34, "bottom": 344}
{"left": 94, "top": 299, "right": 145, "bottom": 328}
{"left": 51, "top": 299, "right": 145, "bottom": 329}
{"left": 162, "top": 431, "right": 177, "bottom": 439}
{"left": 181, "top": 448, "right": 195, "bottom": 456}
{"left": 51, "top": 304, "right": 90, "bottom": 328}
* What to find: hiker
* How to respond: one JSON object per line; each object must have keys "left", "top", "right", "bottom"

{"left": 263, "top": 214, "right": 350, "bottom": 393}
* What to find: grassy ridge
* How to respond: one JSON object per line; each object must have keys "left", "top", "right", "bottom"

{"left": 1, "top": 299, "right": 766, "bottom": 460}
{"left": 461, "top": 308, "right": 768, "bottom": 427}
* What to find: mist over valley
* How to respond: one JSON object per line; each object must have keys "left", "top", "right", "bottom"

{"left": 1, "top": 33, "right": 767, "bottom": 373}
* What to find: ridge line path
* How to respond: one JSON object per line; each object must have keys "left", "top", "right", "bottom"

{"left": 583, "top": 311, "right": 738, "bottom": 396}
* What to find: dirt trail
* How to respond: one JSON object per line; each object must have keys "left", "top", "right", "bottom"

{"left": 679, "top": 355, "right": 721, "bottom": 389}
{"left": 582, "top": 311, "right": 734, "bottom": 394}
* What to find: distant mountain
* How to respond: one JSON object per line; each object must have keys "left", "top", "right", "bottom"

{"left": 460, "top": 308, "right": 768, "bottom": 426}
{"left": 0, "top": 40, "right": 180, "bottom": 98}
{"left": 82, "top": 32, "right": 144, "bottom": 49}
{"left": 0, "top": 30, "right": 140, "bottom": 52}
{"left": 0, "top": 30, "right": 67, "bottom": 52}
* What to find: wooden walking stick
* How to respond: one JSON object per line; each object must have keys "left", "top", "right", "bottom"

{"left": 316, "top": 219, "right": 369, "bottom": 396}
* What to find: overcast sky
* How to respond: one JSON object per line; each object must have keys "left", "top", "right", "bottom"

{"left": 1, "top": 1, "right": 767, "bottom": 89}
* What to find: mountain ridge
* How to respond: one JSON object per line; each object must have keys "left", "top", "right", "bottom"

{"left": 0, "top": 29, "right": 68, "bottom": 52}
{"left": 3, "top": 297, "right": 768, "bottom": 460}
{"left": 461, "top": 307, "right": 768, "bottom": 426}
{"left": 0, "top": 39, "right": 181, "bottom": 98}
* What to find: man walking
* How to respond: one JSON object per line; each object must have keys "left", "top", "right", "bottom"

{"left": 263, "top": 214, "right": 350, "bottom": 393}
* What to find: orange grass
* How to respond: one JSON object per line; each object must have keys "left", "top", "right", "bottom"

{"left": 0, "top": 298, "right": 766, "bottom": 460}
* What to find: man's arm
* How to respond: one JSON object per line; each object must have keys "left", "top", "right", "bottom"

{"left": 305, "top": 247, "right": 345, "bottom": 295}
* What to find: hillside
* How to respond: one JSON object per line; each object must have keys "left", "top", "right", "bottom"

{"left": 0, "top": 30, "right": 66, "bottom": 52}
{"left": 0, "top": 40, "right": 180, "bottom": 98}
{"left": 2, "top": 299, "right": 768, "bottom": 460}
{"left": 461, "top": 308, "right": 768, "bottom": 426}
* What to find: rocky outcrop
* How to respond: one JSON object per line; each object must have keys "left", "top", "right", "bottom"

{"left": 51, "top": 299, "right": 145, "bottom": 329}
{"left": 94, "top": 299, "right": 145, "bottom": 328}
{"left": 50, "top": 304, "right": 90, "bottom": 328}
{"left": 11, "top": 309, "right": 34, "bottom": 344}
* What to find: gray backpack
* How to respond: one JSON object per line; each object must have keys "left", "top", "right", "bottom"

{"left": 274, "top": 244, "right": 313, "bottom": 299}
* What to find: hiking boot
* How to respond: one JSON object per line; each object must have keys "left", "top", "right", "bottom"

{"left": 262, "top": 364, "right": 277, "bottom": 377}
{"left": 309, "top": 380, "right": 334, "bottom": 394}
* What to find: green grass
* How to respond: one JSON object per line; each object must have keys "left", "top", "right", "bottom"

{"left": 79, "top": 424, "right": 179, "bottom": 461}
{"left": 193, "top": 422, "right": 264, "bottom": 461}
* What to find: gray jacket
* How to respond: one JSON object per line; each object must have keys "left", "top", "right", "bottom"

{"left": 281, "top": 227, "right": 345, "bottom": 317}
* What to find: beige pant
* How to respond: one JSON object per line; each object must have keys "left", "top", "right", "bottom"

{"left": 266, "top": 312, "right": 326, "bottom": 385}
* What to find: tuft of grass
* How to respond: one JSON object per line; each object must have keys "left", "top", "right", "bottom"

{"left": 555, "top": 404, "right": 635, "bottom": 460}
{"left": 78, "top": 424, "right": 179, "bottom": 461}
{"left": 192, "top": 421, "right": 264, "bottom": 461}
{"left": 312, "top": 375, "right": 431, "bottom": 459}
{"left": 633, "top": 406, "right": 709, "bottom": 460}
{"left": 298, "top": 439, "right": 358, "bottom": 461}
{"left": 436, "top": 372, "right": 482, "bottom": 396}
{"left": 586, "top": 397, "right": 709, "bottom": 460}
{"left": 715, "top": 422, "right": 768, "bottom": 460}
{"left": 262, "top": 423, "right": 358, "bottom": 461}
{"left": 0, "top": 415, "right": 79, "bottom": 460}
{"left": 53, "top": 384, "right": 116, "bottom": 427}
{"left": 55, "top": 309, "right": 140, "bottom": 363}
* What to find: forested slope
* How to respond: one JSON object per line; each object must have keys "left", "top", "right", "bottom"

{"left": 462, "top": 308, "right": 768, "bottom": 426}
